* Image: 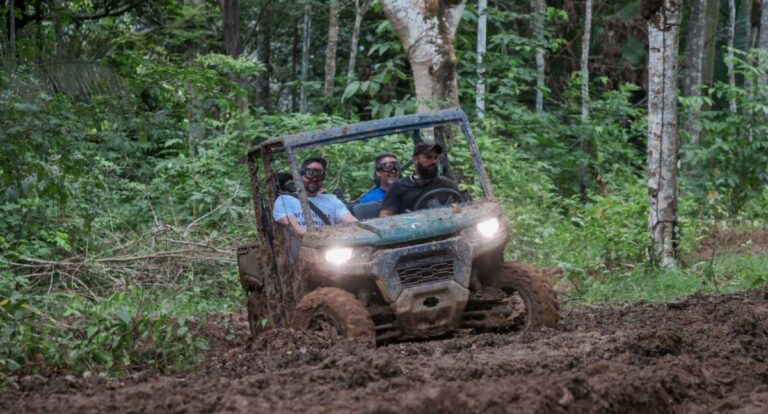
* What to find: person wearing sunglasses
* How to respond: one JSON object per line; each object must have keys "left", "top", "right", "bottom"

{"left": 273, "top": 157, "right": 357, "bottom": 235}
{"left": 358, "top": 153, "right": 399, "bottom": 204}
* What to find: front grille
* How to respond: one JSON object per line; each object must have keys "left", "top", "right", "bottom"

{"left": 395, "top": 251, "right": 454, "bottom": 287}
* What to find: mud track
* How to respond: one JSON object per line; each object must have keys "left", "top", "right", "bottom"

{"left": 5, "top": 288, "right": 768, "bottom": 413}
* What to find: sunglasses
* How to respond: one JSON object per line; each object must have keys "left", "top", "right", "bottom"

{"left": 303, "top": 168, "right": 325, "bottom": 180}
{"left": 377, "top": 162, "right": 399, "bottom": 173}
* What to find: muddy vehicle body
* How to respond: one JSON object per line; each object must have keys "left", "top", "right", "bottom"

{"left": 238, "top": 108, "right": 558, "bottom": 342}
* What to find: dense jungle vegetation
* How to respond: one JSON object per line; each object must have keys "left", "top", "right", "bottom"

{"left": 1, "top": 0, "right": 767, "bottom": 380}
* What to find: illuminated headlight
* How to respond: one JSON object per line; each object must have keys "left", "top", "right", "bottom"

{"left": 476, "top": 217, "right": 500, "bottom": 238}
{"left": 324, "top": 247, "right": 353, "bottom": 265}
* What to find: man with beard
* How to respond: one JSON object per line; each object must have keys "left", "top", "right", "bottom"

{"left": 357, "top": 153, "right": 399, "bottom": 204}
{"left": 379, "top": 142, "right": 459, "bottom": 217}
{"left": 273, "top": 157, "right": 357, "bottom": 235}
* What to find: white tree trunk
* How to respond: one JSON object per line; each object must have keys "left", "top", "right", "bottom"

{"left": 681, "top": 0, "right": 707, "bottom": 145}
{"left": 323, "top": 0, "right": 340, "bottom": 98}
{"left": 380, "top": 0, "right": 467, "bottom": 112}
{"left": 647, "top": 0, "right": 682, "bottom": 268}
{"left": 580, "top": 0, "right": 593, "bottom": 121}
{"left": 532, "top": 0, "right": 546, "bottom": 113}
{"left": 728, "top": 0, "right": 737, "bottom": 112}
{"left": 347, "top": 0, "right": 373, "bottom": 81}
{"left": 300, "top": 5, "right": 311, "bottom": 113}
{"left": 476, "top": 0, "right": 488, "bottom": 119}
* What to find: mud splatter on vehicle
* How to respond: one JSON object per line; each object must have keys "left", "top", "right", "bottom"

{"left": 237, "top": 109, "right": 558, "bottom": 343}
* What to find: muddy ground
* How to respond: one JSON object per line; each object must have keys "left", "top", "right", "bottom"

{"left": 3, "top": 286, "right": 768, "bottom": 413}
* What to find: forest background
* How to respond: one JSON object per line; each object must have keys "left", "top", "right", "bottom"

{"left": 1, "top": 0, "right": 767, "bottom": 379}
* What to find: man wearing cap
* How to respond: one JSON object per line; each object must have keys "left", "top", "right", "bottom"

{"left": 273, "top": 157, "right": 357, "bottom": 235}
{"left": 379, "top": 142, "right": 460, "bottom": 217}
{"left": 357, "top": 152, "right": 399, "bottom": 204}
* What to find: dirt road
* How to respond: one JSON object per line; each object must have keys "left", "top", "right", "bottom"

{"left": 4, "top": 287, "right": 768, "bottom": 413}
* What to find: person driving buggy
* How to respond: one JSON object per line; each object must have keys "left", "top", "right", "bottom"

{"left": 379, "top": 142, "right": 460, "bottom": 217}
{"left": 273, "top": 157, "right": 357, "bottom": 235}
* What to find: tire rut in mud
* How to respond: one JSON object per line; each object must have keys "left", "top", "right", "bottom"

{"left": 4, "top": 288, "right": 768, "bottom": 413}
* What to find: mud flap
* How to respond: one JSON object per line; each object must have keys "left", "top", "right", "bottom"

{"left": 237, "top": 242, "right": 264, "bottom": 293}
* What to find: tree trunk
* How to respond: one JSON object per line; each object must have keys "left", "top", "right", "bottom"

{"left": 300, "top": 5, "right": 311, "bottom": 113}
{"left": 9, "top": 0, "right": 15, "bottom": 69}
{"left": 219, "top": 0, "right": 247, "bottom": 111}
{"left": 728, "top": 0, "right": 737, "bottom": 112}
{"left": 347, "top": 0, "right": 373, "bottom": 81}
{"left": 681, "top": 0, "right": 707, "bottom": 145}
{"left": 220, "top": 0, "right": 242, "bottom": 58}
{"left": 380, "top": 0, "right": 467, "bottom": 112}
{"left": 580, "top": 0, "right": 593, "bottom": 121}
{"left": 323, "top": 0, "right": 340, "bottom": 98}
{"left": 476, "top": 0, "right": 488, "bottom": 119}
{"left": 760, "top": 0, "right": 768, "bottom": 89}
{"left": 257, "top": 3, "right": 271, "bottom": 111}
{"left": 702, "top": 0, "right": 720, "bottom": 85}
{"left": 532, "top": 0, "right": 546, "bottom": 113}
{"left": 646, "top": 0, "right": 682, "bottom": 268}
{"left": 291, "top": 20, "right": 300, "bottom": 112}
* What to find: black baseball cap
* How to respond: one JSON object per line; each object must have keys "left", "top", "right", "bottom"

{"left": 412, "top": 142, "right": 444, "bottom": 157}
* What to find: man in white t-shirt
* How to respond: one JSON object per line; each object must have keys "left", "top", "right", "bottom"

{"left": 273, "top": 157, "right": 357, "bottom": 235}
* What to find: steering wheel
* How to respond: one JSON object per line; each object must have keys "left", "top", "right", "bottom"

{"left": 413, "top": 188, "right": 466, "bottom": 210}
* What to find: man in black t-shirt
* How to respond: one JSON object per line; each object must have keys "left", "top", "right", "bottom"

{"left": 380, "top": 142, "right": 460, "bottom": 216}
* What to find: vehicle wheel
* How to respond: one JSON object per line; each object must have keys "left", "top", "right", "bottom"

{"left": 486, "top": 262, "right": 559, "bottom": 332}
{"left": 247, "top": 290, "right": 270, "bottom": 337}
{"left": 291, "top": 287, "right": 374, "bottom": 338}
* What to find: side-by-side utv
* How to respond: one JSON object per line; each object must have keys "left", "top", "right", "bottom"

{"left": 237, "top": 108, "right": 558, "bottom": 342}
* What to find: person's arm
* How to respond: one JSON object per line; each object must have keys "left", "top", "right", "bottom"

{"left": 340, "top": 213, "right": 358, "bottom": 223}
{"left": 379, "top": 181, "right": 400, "bottom": 217}
{"left": 331, "top": 196, "right": 358, "bottom": 223}
{"left": 273, "top": 195, "right": 307, "bottom": 235}
{"left": 278, "top": 216, "right": 307, "bottom": 236}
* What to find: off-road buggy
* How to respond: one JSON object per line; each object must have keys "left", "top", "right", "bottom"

{"left": 237, "top": 108, "right": 558, "bottom": 342}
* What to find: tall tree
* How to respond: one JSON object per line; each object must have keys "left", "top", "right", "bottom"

{"left": 300, "top": 5, "right": 311, "bottom": 113}
{"left": 645, "top": 0, "right": 682, "bottom": 268}
{"left": 291, "top": 18, "right": 300, "bottom": 112}
{"left": 323, "top": 0, "right": 340, "bottom": 98}
{"left": 531, "top": 0, "right": 546, "bottom": 113}
{"left": 728, "top": 0, "right": 737, "bottom": 112}
{"left": 476, "top": 0, "right": 487, "bottom": 119}
{"left": 702, "top": 0, "right": 720, "bottom": 85}
{"left": 380, "top": 0, "right": 467, "bottom": 112}
{"left": 8, "top": 0, "right": 16, "bottom": 69}
{"left": 681, "top": 0, "right": 707, "bottom": 145}
{"left": 219, "top": 0, "right": 247, "bottom": 111}
{"left": 220, "top": 0, "right": 242, "bottom": 59}
{"left": 580, "top": 0, "right": 593, "bottom": 121}
{"left": 256, "top": 2, "right": 272, "bottom": 110}
{"left": 347, "top": 0, "right": 373, "bottom": 81}
{"left": 760, "top": 0, "right": 768, "bottom": 89}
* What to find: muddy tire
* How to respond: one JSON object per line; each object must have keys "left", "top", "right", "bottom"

{"left": 247, "top": 290, "right": 270, "bottom": 337}
{"left": 291, "top": 288, "right": 374, "bottom": 338}
{"left": 487, "top": 262, "right": 559, "bottom": 332}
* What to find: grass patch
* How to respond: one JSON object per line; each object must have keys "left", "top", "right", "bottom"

{"left": 570, "top": 253, "right": 768, "bottom": 305}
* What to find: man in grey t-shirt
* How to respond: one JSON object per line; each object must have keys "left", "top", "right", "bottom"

{"left": 273, "top": 157, "right": 357, "bottom": 235}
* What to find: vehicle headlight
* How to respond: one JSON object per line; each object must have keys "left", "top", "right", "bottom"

{"left": 476, "top": 217, "right": 500, "bottom": 238}
{"left": 324, "top": 247, "right": 353, "bottom": 265}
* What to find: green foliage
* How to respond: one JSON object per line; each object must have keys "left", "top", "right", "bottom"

{"left": 0, "top": 277, "right": 219, "bottom": 377}
{"left": 684, "top": 49, "right": 768, "bottom": 217}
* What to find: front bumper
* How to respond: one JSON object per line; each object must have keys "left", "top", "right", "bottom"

{"left": 300, "top": 218, "right": 508, "bottom": 338}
